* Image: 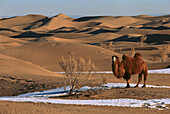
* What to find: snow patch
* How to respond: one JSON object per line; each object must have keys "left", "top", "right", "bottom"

{"left": 13, "top": 83, "right": 170, "bottom": 98}
{"left": 148, "top": 68, "right": 170, "bottom": 74}
{"left": 0, "top": 83, "right": 170, "bottom": 110}
{"left": 102, "top": 83, "right": 170, "bottom": 89}
{"left": 0, "top": 97, "right": 169, "bottom": 110}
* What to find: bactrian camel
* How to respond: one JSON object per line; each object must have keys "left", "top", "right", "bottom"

{"left": 112, "top": 53, "right": 148, "bottom": 88}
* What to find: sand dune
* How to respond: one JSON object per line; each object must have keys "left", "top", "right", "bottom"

{"left": 112, "top": 34, "right": 142, "bottom": 42}
{"left": 75, "top": 16, "right": 146, "bottom": 28}
{"left": 38, "top": 33, "right": 122, "bottom": 44}
{"left": 74, "top": 16, "right": 116, "bottom": 22}
{"left": 0, "top": 14, "right": 47, "bottom": 30}
{"left": 0, "top": 35, "right": 26, "bottom": 43}
{"left": 31, "top": 14, "right": 101, "bottom": 31}
{"left": 0, "top": 35, "right": 27, "bottom": 49}
{"left": 0, "top": 42, "right": 121, "bottom": 71}
{"left": 53, "top": 13, "right": 74, "bottom": 20}
{"left": 0, "top": 54, "right": 62, "bottom": 77}
{"left": 117, "top": 28, "right": 159, "bottom": 35}
{"left": 99, "top": 16, "right": 145, "bottom": 28}
{"left": 0, "top": 28, "right": 21, "bottom": 37}
{"left": 77, "top": 33, "right": 123, "bottom": 43}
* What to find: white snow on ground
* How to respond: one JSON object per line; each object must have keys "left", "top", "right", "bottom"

{"left": 148, "top": 68, "right": 170, "bottom": 74}
{"left": 0, "top": 97, "right": 169, "bottom": 110}
{"left": 0, "top": 68, "right": 170, "bottom": 110}
{"left": 17, "top": 86, "right": 71, "bottom": 98}
{"left": 56, "top": 68, "right": 170, "bottom": 74}
{"left": 102, "top": 83, "right": 170, "bottom": 89}
{"left": 12, "top": 83, "right": 170, "bottom": 98}
{"left": 0, "top": 83, "right": 170, "bottom": 110}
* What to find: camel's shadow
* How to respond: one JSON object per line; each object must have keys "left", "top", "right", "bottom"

{"left": 101, "top": 83, "right": 145, "bottom": 89}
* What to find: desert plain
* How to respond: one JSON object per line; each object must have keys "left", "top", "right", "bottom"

{"left": 0, "top": 13, "right": 170, "bottom": 113}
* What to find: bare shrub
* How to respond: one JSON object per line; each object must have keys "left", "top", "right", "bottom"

{"left": 159, "top": 45, "right": 169, "bottom": 62}
{"left": 59, "top": 55, "right": 97, "bottom": 95}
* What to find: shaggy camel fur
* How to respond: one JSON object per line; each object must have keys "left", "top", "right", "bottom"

{"left": 112, "top": 53, "right": 148, "bottom": 88}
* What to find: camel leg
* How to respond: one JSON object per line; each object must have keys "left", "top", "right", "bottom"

{"left": 124, "top": 73, "right": 131, "bottom": 88}
{"left": 135, "top": 73, "right": 142, "bottom": 88}
{"left": 142, "top": 71, "right": 147, "bottom": 88}
{"left": 125, "top": 79, "right": 130, "bottom": 88}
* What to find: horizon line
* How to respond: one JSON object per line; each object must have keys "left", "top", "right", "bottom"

{"left": 0, "top": 13, "right": 170, "bottom": 18}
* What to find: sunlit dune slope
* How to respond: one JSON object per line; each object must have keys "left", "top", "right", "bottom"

{"left": 0, "top": 35, "right": 27, "bottom": 48}
{"left": 0, "top": 42, "right": 121, "bottom": 71}
{"left": 0, "top": 14, "right": 47, "bottom": 30}
{"left": 0, "top": 54, "right": 62, "bottom": 77}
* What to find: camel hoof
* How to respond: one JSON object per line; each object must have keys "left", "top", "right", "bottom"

{"left": 142, "top": 85, "right": 146, "bottom": 88}
{"left": 134, "top": 85, "right": 138, "bottom": 88}
{"left": 125, "top": 85, "right": 130, "bottom": 88}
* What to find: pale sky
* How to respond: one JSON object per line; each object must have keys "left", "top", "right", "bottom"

{"left": 0, "top": 0, "right": 170, "bottom": 17}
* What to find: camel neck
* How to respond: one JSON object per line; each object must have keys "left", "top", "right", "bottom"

{"left": 112, "top": 61, "right": 119, "bottom": 77}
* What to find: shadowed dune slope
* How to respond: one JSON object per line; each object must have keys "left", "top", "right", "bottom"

{"left": 74, "top": 16, "right": 116, "bottom": 22}
{"left": 146, "top": 34, "right": 170, "bottom": 43}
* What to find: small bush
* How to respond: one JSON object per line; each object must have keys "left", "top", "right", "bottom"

{"left": 59, "top": 55, "right": 97, "bottom": 95}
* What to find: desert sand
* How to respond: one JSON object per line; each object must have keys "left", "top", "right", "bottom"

{"left": 0, "top": 13, "right": 170, "bottom": 113}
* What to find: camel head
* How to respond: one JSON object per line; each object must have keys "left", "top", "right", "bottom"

{"left": 112, "top": 55, "right": 125, "bottom": 79}
{"left": 112, "top": 55, "right": 119, "bottom": 64}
